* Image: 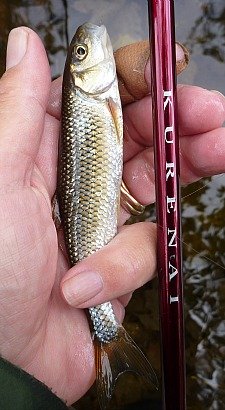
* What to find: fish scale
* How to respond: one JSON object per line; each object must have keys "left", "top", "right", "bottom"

{"left": 58, "top": 83, "right": 122, "bottom": 341}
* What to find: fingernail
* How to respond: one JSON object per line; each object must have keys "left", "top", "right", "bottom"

{"left": 175, "top": 43, "right": 185, "bottom": 62}
{"left": 175, "top": 42, "right": 189, "bottom": 74}
{"left": 62, "top": 271, "right": 103, "bottom": 307}
{"left": 211, "top": 90, "right": 225, "bottom": 111}
{"left": 6, "top": 27, "right": 28, "bottom": 70}
{"left": 211, "top": 90, "right": 225, "bottom": 99}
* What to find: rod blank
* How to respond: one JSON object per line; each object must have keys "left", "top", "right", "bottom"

{"left": 148, "top": 1, "right": 186, "bottom": 409}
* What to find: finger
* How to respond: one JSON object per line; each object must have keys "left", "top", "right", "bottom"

{"left": 111, "top": 299, "right": 125, "bottom": 323}
{"left": 123, "top": 147, "right": 155, "bottom": 207}
{"left": 123, "top": 95, "right": 152, "bottom": 162}
{"left": 177, "top": 86, "right": 225, "bottom": 136}
{"left": 0, "top": 27, "right": 51, "bottom": 186}
{"left": 60, "top": 222, "right": 157, "bottom": 308}
{"left": 118, "top": 292, "right": 133, "bottom": 307}
{"left": 35, "top": 113, "right": 60, "bottom": 198}
{"left": 115, "top": 41, "right": 189, "bottom": 105}
{"left": 36, "top": 76, "right": 62, "bottom": 198}
{"left": 47, "top": 76, "right": 62, "bottom": 120}
{"left": 123, "top": 87, "right": 225, "bottom": 163}
{"left": 180, "top": 127, "right": 225, "bottom": 183}
{"left": 122, "top": 125, "right": 225, "bottom": 210}
{"left": 121, "top": 87, "right": 225, "bottom": 217}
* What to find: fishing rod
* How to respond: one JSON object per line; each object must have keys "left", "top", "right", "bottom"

{"left": 148, "top": 1, "right": 186, "bottom": 409}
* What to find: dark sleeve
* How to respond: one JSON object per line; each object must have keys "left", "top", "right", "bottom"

{"left": 0, "top": 357, "right": 71, "bottom": 409}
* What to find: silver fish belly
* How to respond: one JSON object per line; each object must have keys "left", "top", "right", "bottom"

{"left": 59, "top": 84, "right": 122, "bottom": 342}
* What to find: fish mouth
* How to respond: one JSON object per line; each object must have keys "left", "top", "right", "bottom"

{"left": 79, "top": 23, "right": 108, "bottom": 40}
{"left": 79, "top": 22, "right": 106, "bottom": 36}
{"left": 98, "top": 25, "right": 113, "bottom": 57}
{"left": 79, "top": 22, "right": 112, "bottom": 57}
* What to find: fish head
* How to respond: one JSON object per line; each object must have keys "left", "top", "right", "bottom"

{"left": 67, "top": 23, "right": 116, "bottom": 95}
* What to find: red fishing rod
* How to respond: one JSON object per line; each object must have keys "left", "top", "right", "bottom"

{"left": 148, "top": 1, "right": 186, "bottom": 409}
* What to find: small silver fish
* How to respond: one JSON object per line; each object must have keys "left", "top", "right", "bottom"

{"left": 58, "top": 22, "right": 158, "bottom": 409}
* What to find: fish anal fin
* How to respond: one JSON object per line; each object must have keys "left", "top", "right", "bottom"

{"left": 52, "top": 193, "right": 62, "bottom": 231}
{"left": 52, "top": 194, "right": 69, "bottom": 258}
{"left": 95, "top": 325, "right": 158, "bottom": 410}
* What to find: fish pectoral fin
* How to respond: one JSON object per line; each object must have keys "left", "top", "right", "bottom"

{"left": 95, "top": 325, "right": 158, "bottom": 410}
{"left": 107, "top": 97, "right": 123, "bottom": 144}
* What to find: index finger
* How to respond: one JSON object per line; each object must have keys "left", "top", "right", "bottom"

{"left": 115, "top": 40, "right": 189, "bottom": 105}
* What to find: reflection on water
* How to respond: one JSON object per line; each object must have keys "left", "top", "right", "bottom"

{"left": 186, "top": 1, "right": 225, "bottom": 63}
{"left": 0, "top": 1, "right": 225, "bottom": 409}
{"left": 71, "top": 0, "right": 148, "bottom": 49}
{"left": 177, "top": 0, "right": 225, "bottom": 94}
{"left": 182, "top": 176, "right": 225, "bottom": 410}
{"left": 0, "top": 0, "right": 69, "bottom": 78}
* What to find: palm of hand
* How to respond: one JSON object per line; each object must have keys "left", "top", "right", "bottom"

{"left": 0, "top": 152, "right": 95, "bottom": 403}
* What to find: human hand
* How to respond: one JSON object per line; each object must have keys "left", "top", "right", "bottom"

{"left": 0, "top": 26, "right": 224, "bottom": 407}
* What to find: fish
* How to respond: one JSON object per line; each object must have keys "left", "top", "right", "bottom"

{"left": 57, "top": 22, "right": 158, "bottom": 409}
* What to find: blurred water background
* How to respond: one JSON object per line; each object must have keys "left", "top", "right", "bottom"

{"left": 0, "top": 1, "right": 225, "bottom": 409}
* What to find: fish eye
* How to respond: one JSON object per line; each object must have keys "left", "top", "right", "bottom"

{"left": 75, "top": 44, "right": 88, "bottom": 60}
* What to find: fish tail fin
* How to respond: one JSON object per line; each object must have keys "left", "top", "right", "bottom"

{"left": 94, "top": 325, "right": 158, "bottom": 410}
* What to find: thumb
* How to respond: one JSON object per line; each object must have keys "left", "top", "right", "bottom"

{"left": 61, "top": 222, "right": 157, "bottom": 309}
{"left": 115, "top": 40, "right": 189, "bottom": 105}
{"left": 0, "top": 27, "right": 51, "bottom": 187}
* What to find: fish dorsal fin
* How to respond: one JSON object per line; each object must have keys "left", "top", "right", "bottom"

{"left": 95, "top": 325, "right": 159, "bottom": 409}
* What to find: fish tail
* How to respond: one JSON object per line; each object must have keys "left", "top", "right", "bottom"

{"left": 94, "top": 325, "right": 159, "bottom": 410}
